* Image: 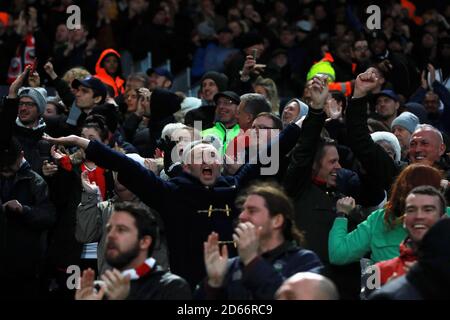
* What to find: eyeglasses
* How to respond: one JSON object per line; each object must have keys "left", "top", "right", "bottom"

{"left": 18, "top": 101, "right": 37, "bottom": 107}
{"left": 252, "top": 125, "right": 275, "bottom": 130}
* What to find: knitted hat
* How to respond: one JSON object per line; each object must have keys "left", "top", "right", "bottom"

{"left": 370, "top": 131, "right": 401, "bottom": 161}
{"left": 405, "top": 102, "right": 427, "bottom": 124}
{"left": 391, "top": 111, "right": 419, "bottom": 134}
{"left": 200, "top": 71, "right": 228, "bottom": 92}
{"left": 306, "top": 60, "right": 336, "bottom": 82}
{"left": 18, "top": 87, "right": 47, "bottom": 115}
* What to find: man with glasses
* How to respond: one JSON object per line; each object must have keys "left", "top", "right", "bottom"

{"left": 225, "top": 112, "right": 283, "bottom": 176}
{"left": 3, "top": 67, "right": 51, "bottom": 176}
{"left": 352, "top": 39, "right": 372, "bottom": 74}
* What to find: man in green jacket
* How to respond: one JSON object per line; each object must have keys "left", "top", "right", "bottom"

{"left": 202, "top": 91, "right": 241, "bottom": 155}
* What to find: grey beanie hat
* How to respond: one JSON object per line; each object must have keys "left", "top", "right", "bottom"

{"left": 18, "top": 87, "right": 47, "bottom": 115}
{"left": 391, "top": 111, "right": 419, "bottom": 134}
{"left": 371, "top": 131, "right": 401, "bottom": 162}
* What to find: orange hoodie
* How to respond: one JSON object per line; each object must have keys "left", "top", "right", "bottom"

{"left": 94, "top": 48, "right": 125, "bottom": 97}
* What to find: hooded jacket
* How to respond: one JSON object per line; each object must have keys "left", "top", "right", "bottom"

{"left": 94, "top": 49, "right": 125, "bottom": 97}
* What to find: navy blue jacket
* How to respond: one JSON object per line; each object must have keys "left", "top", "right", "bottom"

{"left": 84, "top": 124, "right": 301, "bottom": 288}
{"left": 196, "top": 241, "right": 323, "bottom": 300}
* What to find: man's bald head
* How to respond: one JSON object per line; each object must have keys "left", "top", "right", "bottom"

{"left": 275, "top": 272, "right": 339, "bottom": 300}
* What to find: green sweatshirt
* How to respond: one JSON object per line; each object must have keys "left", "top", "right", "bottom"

{"left": 202, "top": 122, "right": 240, "bottom": 155}
{"left": 329, "top": 207, "right": 450, "bottom": 265}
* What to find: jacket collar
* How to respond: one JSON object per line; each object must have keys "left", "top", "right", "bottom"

{"left": 15, "top": 117, "right": 46, "bottom": 131}
{"left": 172, "top": 171, "right": 235, "bottom": 189}
{"left": 261, "top": 241, "right": 298, "bottom": 263}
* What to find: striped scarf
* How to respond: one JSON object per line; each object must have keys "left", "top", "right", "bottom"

{"left": 122, "top": 257, "right": 156, "bottom": 280}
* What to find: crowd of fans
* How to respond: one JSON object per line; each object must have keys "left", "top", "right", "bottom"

{"left": 1, "top": 0, "right": 450, "bottom": 300}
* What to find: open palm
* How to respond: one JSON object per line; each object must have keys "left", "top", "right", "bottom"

{"left": 204, "top": 232, "right": 228, "bottom": 288}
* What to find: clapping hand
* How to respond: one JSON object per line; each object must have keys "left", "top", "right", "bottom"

{"left": 232, "top": 222, "right": 261, "bottom": 266}
{"left": 101, "top": 269, "right": 131, "bottom": 300}
{"left": 75, "top": 268, "right": 106, "bottom": 300}
{"left": 204, "top": 232, "right": 228, "bottom": 288}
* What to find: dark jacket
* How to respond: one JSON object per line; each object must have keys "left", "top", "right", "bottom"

{"left": 184, "top": 102, "right": 216, "bottom": 131}
{"left": 196, "top": 241, "right": 322, "bottom": 300}
{"left": 283, "top": 110, "right": 363, "bottom": 300}
{"left": 368, "top": 275, "right": 422, "bottom": 300}
{"left": 127, "top": 264, "right": 192, "bottom": 300}
{"left": 84, "top": 124, "right": 301, "bottom": 288}
{"left": 0, "top": 161, "right": 55, "bottom": 286}
{"left": 409, "top": 80, "right": 450, "bottom": 135}
{"left": 14, "top": 121, "right": 52, "bottom": 176}
{"left": 2, "top": 97, "right": 52, "bottom": 176}
{"left": 346, "top": 95, "right": 404, "bottom": 202}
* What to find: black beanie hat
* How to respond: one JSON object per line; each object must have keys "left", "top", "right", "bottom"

{"left": 237, "top": 31, "right": 264, "bottom": 50}
{"left": 90, "top": 104, "right": 120, "bottom": 133}
{"left": 200, "top": 71, "right": 229, "bottom": 92}
{"left": 150, "top": 88, "right": 182, "bottom": 121}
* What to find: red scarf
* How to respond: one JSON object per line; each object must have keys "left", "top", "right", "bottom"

{"left": 122, "top": 257, "right": 156, "bottom": 280}
{"left": 7, "top": 34, "right": 35, "bottom": 84}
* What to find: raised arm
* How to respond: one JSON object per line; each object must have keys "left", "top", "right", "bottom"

{"left": 346, "top": 68, "right": 397, "bottom": 192}
{"left": 283, "top": 76, "right": 328, "bottom": 197}
{"left": 1, "top": 68, "right": 30, "bottom": 147}
{"left": 43, "top": 135, "right": 171, "bottom": 212}
{"left": 44, "top": 61, "right": 75, "bottom": 108}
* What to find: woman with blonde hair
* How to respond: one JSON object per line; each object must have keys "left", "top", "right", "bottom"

{"left": 253, "top": 76, "right": 280, "bottom": 114}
